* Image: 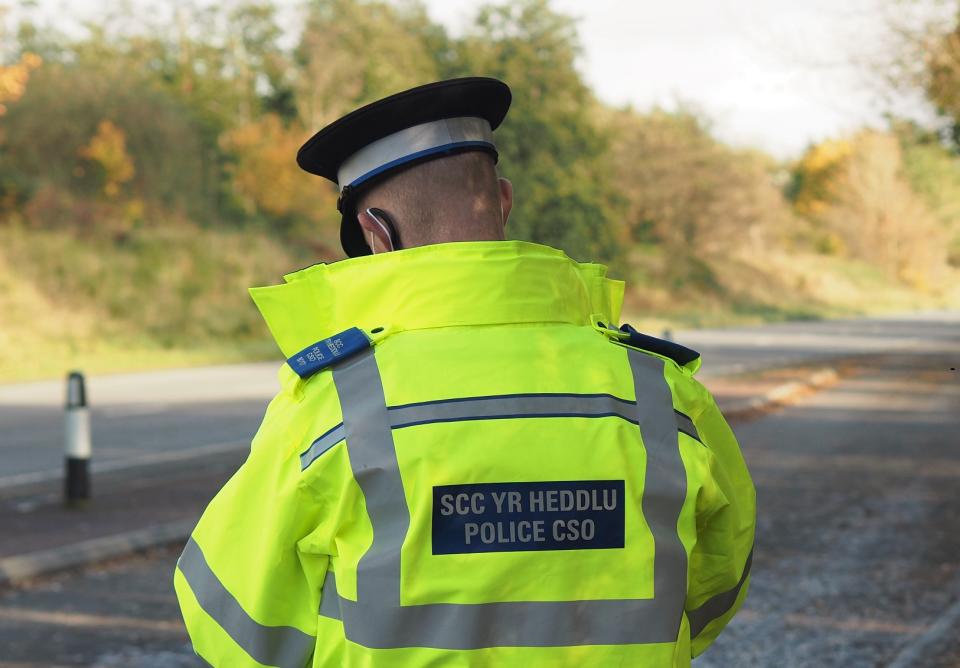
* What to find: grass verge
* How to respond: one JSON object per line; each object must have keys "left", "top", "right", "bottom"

{"left": 2, "top": 226, "right": 957, "bottom": 383}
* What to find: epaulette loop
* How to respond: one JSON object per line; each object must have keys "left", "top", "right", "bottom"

{"left": 613, "top": 323, "right": 701, "bottom": 367}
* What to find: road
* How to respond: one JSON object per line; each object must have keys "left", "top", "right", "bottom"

{"left": 0, "top": 313, "right": 957, "bottom": 666}
{"left": 697, "top": 344, "right": 960, "bottom": 666}
{"left": 1, "top": 313, "right": 956, "bottom": 489}
{"left": 0, "top": 366, "right": 277, "bottom": 488}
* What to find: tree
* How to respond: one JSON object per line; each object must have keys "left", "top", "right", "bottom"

{"left": 294, "top": 0, "right": 440, "bottom": 131}
{"left": 919, "top": 5, "right": 960, "bottom": 138}
{"left": 895, "top": 120, "right": 960, "bottom": 264}
{"left": 794, "top": 130, "right": 947, "bottom": 286}
{"left": 448, "top": 0, "right": 622, "bottom": 265}
{"left": 0, "top": 51, "right": 40, "bottom": 117}
{"left": 886, "top": 2, "right": 960, "bottom": 147}
{"left": 0, "top": 61, "right": 210, "bottom": 219}
{"left": 220, "top": 113, "right": 340, "bottom": 251}
{"left": 79, "top": 119, "right": 135, "bottom": 199}
{"left": 605, "top": 107, "right": 792, "bottom": 256}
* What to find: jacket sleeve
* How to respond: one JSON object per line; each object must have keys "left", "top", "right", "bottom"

{"left": 174, "top": 387, "right": 328, "bottom": 668}
{"left": 684, "top": 384, "right": 756, "bottom": 657}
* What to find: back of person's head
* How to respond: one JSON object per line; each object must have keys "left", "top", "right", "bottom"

{"left": 355, "top": 150, "right": 512, "bottom": 253}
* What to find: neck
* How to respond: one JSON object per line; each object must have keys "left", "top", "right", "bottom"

{"left": 398, "top": 218, "right": 505, "bottom": 249}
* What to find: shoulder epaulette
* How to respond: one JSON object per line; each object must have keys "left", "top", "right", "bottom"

{"left": 287, "top": 327, "right": 371, "bottom": 379}
{"left": 615, "top": 324, "right": 700, "bottom": 367}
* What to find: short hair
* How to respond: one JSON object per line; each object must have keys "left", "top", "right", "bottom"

{"left": 355, "top": 150, "right": 503, "bottom": 246}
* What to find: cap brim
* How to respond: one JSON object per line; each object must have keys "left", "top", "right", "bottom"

{"left": 297, "top": 77, "right": 512, "bottom": 181}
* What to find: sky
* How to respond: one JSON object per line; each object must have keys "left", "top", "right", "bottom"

{"left": 423, "top": 0, "right": 943, "bottom": 158}
{"left": 11, "top": 0, "right": 950, "bottom": 159}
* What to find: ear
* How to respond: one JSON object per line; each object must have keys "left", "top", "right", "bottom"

{"left": 357, "top": 208, "right": 395, "bottom": 253}
{"left": 498, "top": 177, "right": 513, "bottom": 230}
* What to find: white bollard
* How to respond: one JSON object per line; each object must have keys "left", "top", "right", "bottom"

{"left": 65, "top": 371, "right": 91, "bottom": 506}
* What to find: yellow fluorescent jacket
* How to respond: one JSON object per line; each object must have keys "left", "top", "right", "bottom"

{"left": 174, "top": 241, "right": 756, "bottom": 668}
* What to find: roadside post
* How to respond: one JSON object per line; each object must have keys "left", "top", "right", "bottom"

{"left": 65, "top": 371, "right": 91, "bottom": 507}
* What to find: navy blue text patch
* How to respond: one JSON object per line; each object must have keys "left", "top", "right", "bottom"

{"left": 287, "top": 327, "right": 370, "bottom": 379}
{"left": 432, "top": 480, "right": 625, "bottom": 555}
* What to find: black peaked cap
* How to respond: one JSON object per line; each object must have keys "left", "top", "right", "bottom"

{"left": 297, "top": 77, "right": 512, "bottom": 181}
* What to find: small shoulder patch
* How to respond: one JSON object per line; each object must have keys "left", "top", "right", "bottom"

{"left": 615, "top": 324, "right": 700, "bottom": 367}
{"left": 287, "top": 327, "right": 371, "bottom": 379}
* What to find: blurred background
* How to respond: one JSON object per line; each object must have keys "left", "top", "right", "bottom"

{"left": 1, "top": 0, "right": 959, "bottom": 379}
{"left": 0, "top": 1, "right": 959, "bottom": 667}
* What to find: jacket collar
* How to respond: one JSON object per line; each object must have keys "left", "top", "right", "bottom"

{"left": 250, "top": 240, "right": 624, "bottom": 358}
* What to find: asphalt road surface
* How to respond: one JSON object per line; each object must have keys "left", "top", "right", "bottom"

{"left": 0, "top": 313, "right": 957, "bottom": 667}
{"left": 1, "top": 313, "right": 956, "bottom": 490}
{"left": 697, "top": 339, "right": 960, "bottom": 666}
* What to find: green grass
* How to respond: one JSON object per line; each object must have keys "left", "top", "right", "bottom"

{"left": 2, "top": 224, "right": 957, "bottom": 382}
{"left": 0, "top": 222, "right": 307, "bottom": 383}
{"left": 621, "top": 249, "right": 959, "bottom": 332}
{"left": 0, "top": 338, "right": 281, "bottom": 384}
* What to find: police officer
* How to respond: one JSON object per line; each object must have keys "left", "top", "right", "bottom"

{"left": 175, "top": 77, "right": 755, "bottom": 667}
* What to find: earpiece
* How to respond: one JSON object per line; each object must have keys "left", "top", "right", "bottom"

{"left": 365, "top": 208, "right": 399, "bottom": 253}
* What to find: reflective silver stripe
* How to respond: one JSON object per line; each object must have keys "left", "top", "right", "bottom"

{"left": 389, "top": 393, "right": 636, "bottom": 428}
{"left": 688, "top": 549, "right": 753, "bottom": 638}
{"left": 332, "top": 349, "right": 408, "bottom": 608}
{"left": 177, "top": 537, "right": 315, "bottom": 667}
{"left": 674, "top": 410, "right": 702, "bottom": 443}
{"left": 319, "top": 570, "right": 341, "bottom": 621}
{"left": 300, "top": 424, "right": 345, "bottom": 469}
{"left": 300, "top": 393, "right": 701, "bottom": 472}
{"left": 341, "top": 598, "right": 680, "bottom": 648}
{"left": 329, "top": 347, "right": 689, "bottom": 649}
{"left": 627, "top": 350, "right": 688, "bottom": 635}
{"left": 337, "top": 117, "right": 494, "bottom": 187}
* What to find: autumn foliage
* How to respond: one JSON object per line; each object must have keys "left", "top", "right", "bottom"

{"left": 0, "top": 0, "right": 958, "bottom": 371}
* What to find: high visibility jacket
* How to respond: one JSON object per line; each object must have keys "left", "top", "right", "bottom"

{"left": 174, "top": 241, "right": 755, "bottom": 668}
